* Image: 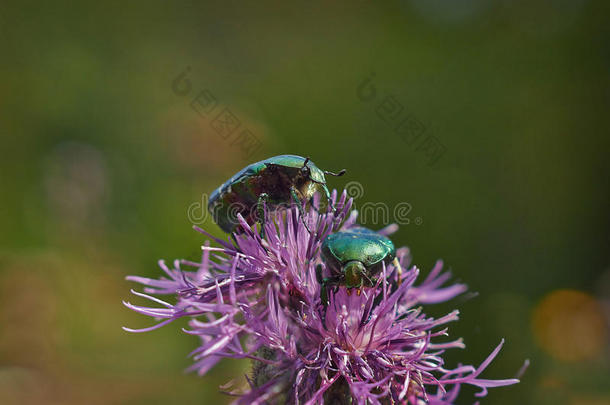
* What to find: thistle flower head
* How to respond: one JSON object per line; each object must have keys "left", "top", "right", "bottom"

{"left": 124, "top": 190, "right": 522, "bottom": 404}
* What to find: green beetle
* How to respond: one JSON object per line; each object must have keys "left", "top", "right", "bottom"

{"left": 317, "top": 226, "right": 402, "bottom": 304}
{"left": 207, "top": 155, "right": 345, "bottom": 234}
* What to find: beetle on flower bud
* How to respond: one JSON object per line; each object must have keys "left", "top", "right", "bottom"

{"left": 207, "top": 154, "right": 345, "bottom": 235}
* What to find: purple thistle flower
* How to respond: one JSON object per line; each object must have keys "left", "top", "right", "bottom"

{"left": 124, "top": 190, "right": 523, "bottom": 404}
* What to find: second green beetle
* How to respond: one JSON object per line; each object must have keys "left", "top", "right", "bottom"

{"left": 317, "top": 226, "right": 402, "bottom": 304}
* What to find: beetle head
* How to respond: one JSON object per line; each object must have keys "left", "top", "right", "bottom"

{"left": 300, "top": 157, "right": 311, "bottom": 178}
{"left": 343, "top": 260, "right": 369, "bottom": 288}
{"left": 300, "top": 158, "right": 346, "bottom": 214}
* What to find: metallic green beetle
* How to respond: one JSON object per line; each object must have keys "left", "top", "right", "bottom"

{"left": 317, "top": 226, "right": 402, "bottom": 304}
{"left": 207, "top": 155, "right": 345, "bottom": 234}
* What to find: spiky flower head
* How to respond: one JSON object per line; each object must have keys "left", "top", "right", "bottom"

{"left": 124, "top": 190, "right": 522, "bottom": 404}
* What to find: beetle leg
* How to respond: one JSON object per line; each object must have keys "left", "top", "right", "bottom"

{"left": 316, "top": 264, "right": 324, "bottom": 284}
{"left": 257, "top": 193, "right": 269, "bottom": 239}
{"left": 321, "top": 184, "right": 334, "bottom": 214}
{"left": 393, "top": 257, "right": 403, "bottom": 286}
{"left": 229, "top": 233, "right": 239, "bottom": 247}
{"left": 320, "top": 280, "right": 329, "bottom": 306}
{"left": 319, "top": 276, "right": 338, "bottom": 307}
{"left": 308, "top": 195, "right": 323, "bottom": 214}
{"left": 290, "top": 186, "right": 312, "bottom": 234}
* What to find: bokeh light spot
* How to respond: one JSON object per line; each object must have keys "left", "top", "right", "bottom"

{"left": 532, "top": 289, "right": 607, "bottom": 362}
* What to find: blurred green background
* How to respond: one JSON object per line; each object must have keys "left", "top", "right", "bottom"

{"left": 1, "top": 1, "right": 609, "bottom": 404}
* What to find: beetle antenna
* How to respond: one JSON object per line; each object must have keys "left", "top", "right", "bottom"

{"left": 324, "top": 169, "right": 346, "bottom": 177}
